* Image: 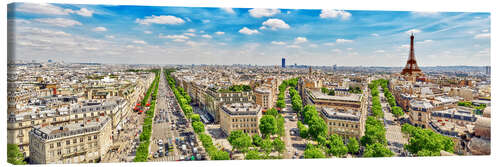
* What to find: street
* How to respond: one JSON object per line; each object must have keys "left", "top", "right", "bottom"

{"left": 379, "top": 88, "right": 408, "bottom": 157}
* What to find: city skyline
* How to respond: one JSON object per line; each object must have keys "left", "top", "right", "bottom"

{"left": 8, "top": 3, "right": 490, "bottom": 66}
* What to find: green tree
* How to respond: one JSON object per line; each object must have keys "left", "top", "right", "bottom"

{"left": 252, "top": 134, "right": 263, "bottom": 147}
{"left": 308, "top": 116, "right": 328, "bottom": 140}
{"left": 245, "top": 150, "right": 262, "bottom": 160}
{"left": 191, "top": 114, "right": 201, "bottom": 122}
{"left": 259, "top": 115, "right": 277, "bottom": 138}
{"left": 233, "top": 135, "right": 252, "bottom": 153}
{"left": 276, "top": 114, "right": 285, "bottom": 136}
{"left": 347, "top": 137, "right": 360, "bottom": 154}
{"left": 273, "top": 138, "right": 286, "bottom": 156}
{"left": 391, "top": 106, "right": 404, "bottom": 118}
{"left": 401, "top": 123, "right": 455, "bottom": 156}
{"left": 211, "top": 150, "right": 230, "bottom": 160}
{"left": 297, "top": 121, "right": 309, "bottom": 139}
{"left": 228, "top": 130, "right": 245, "bottom": 145}
{"left": 326, "top": 134, "right": 348, "bottom": 157}
{"left": 192, "top": 121, "right": 205, "bottom": 134}
{"left": 304, "top": 145, "right": 325, "bottom": 159}
{"left": 266, "top": 108, "right": 279, "bottom": 117}
{"left": 261, "top": 138, "right": 273, "bottom": 156}
{"left": 7, "top": 144, "right": 26, "bottom": 165}
{"left": 276, "top": 100, "right": 286, "bottom": 109}
{"left": 363, "top": 143, "right": 394, "bottom": 157}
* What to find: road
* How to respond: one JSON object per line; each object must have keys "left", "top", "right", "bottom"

{"left": 378, "top": 87, "right": 407, "bottom": 157}
{"left": 282, "top": 88, "right": 306, "bottom": 159}
{"left": 148, "top": 69, "right": 202, "bottom": 161}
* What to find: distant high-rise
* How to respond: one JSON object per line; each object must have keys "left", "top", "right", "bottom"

{"left": 48, "top": 59, "right": 52, "bottom": 63}
{"left": 401, "top": 33, "right": 423, "bottom": 76}
{"left": 485, "top": 66, "right": 491, "bottom": 75}
{"left": 333, "top": 64, "right": 337, "bottom": 71}
{"left": 281, "top": 58, "right": 286, "bottom": 68}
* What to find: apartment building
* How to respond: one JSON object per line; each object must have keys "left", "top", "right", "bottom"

{"left": 29, "top": 117, "right": 112, "bottom": 164}
{"left": 219, "top": 103, "right": 262, "bottom": 136}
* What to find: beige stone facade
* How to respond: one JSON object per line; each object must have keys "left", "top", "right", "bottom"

{"left": 29, "top": 117, "right": 112, "bottom": 164}
{"left": 219, "top": 103, "right": 262, "bottom": 136}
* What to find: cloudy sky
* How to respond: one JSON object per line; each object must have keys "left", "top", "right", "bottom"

{"left": 7, "top": 3, "right": 490, "bottom": 66}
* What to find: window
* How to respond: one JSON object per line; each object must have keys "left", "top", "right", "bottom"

{"left": 18, "top": 123, "right": 22, "bottom": 127}
{"left": 53, "top": 118, "right": 56, "bottom": 122}
{"left": 80, "top": 138, "right": 83, "bottom": 142}
{"left": 57, "top": 150, "right": 61, "bottom": 155}
{"left": 66, "top": 140, "right": 70, "bottom": 145}
{"left": 88, "top": 136, "right": 91, "bottom": 141}
{"left": 73, "top": 139, "right": 77, "bottom": 144}
{"left": 50, "top": 144, "right": 54, "bottom": 149}
{"left": 94, "top": 135, "right": 97, "bottom": 139}
{"left": 57, "top": 142, "right": 61, "bottom": 147}
{"left": 31, "top": 121, "right": 35, "bottom": 125}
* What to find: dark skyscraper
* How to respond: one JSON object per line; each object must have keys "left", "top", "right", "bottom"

{"left": 282, "top": 58, "right": 286, "bottom": 68}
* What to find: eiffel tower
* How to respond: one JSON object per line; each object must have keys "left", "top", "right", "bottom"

{"left": 401, "top": 33, "right": 422, "bottom": 75}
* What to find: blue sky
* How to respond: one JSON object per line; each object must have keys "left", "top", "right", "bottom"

{"left": 7, "top": 3, "right": 490, "bottom": 66}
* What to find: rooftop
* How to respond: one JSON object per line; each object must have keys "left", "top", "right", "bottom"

{"left": 30, "top": 116, "right": 110, "bottom": 141}
{"left": 221, "top": 103, "right": 262, "bottom": 116}
{"left": 307, "top": 88, "right": 362, "bottom": 102}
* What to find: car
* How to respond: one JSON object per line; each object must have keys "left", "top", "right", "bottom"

{"left": 158, "top": 139, "right": 163, "bottom": 145}
{"left": 159, "top": 151, "right": 164, "bottom": 157}
{"left": 158, "top": 146, "right": 164, "bottom": 151}
{"left": 153, "top": 152, "right": 159, "bottom": 158}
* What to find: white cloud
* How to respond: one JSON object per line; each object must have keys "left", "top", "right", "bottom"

{"left": 474, "top": 33, "right": 490, "bottom": 39}
{"left": 336, "top": 39, "right": 353, "bottom": 43}
{"left": 406, "top": 29, "right": 421, "bottom": 35}
{"left": 172, "top": 39, "right": 186, "bottom": 42}
{"left": 332, "top": 49, "right": 342, "bottom": 53}
{"left": 320, "top": 9, "right": 351, "bottom": 20}
{"left": 34, "top": 18, "right": 82, "bottom": 27}
{"left": 201, "top": 34, "right": 212, "bottom": 39}
{"left": 133, "top": 40, "right": 147, "bottom": 44}
{"left": 221, "top": 8, "right": 235, "bottom": 14}
{"left": 271, "top": 41, "right": 286, "bottom": 45}
{"left": 286, "top": 45, "right": 301, "bottom": 48}
{"left": 8, "top": 19, "right": 31, "bottom": 24}
{"left": 239, "top": 27, "right": 259, "bottom": 35}
{"left": 215, "top": 31, "right": 225, "bottom": 35}
{"left": 259, "top": 26, "right": 267, "bottom": 30}
{"left": 371, "top": 33, "right": 379, "bottom": 37}
{"left": 159, "top": 34, "right": 190, "bottom": 40}
{"left": 144, "top": 31, "right": 152, "bottom": 34}
{"left": 294, "top": 37, "right": 308, "bottom": 44}
{"left": 261, "top": 19, "right": 290, "bottom": 30}
{"left": 73, "top": 8, "right": 93, "bottom": 17}
{"left": 16, "top": 3, "right": 93, "bottom": 17}
{"left": 416, "top": 40, "right": 433, "bottom": 44}
{"left": 249, "top": 8, "right": 281, "bottom": 18}
{"left": 136, "top": 15, "right": 185, "bottom": 25}
{"left": 309, "top": 44, "right": 318, "bottom": 48}
{"left": 374, "top": 50, "right": 385, "bottom": 53}
{"left": 412, "top": 11, "right": 440, "bottom": 17}
{"left": 400, "top": 44, "right": 410, "bottom": 49}
{"left": 202, "top": 20, "right": 210, "bottom": 23}
{"left": 183, "top": 33, "right": 196, "bottom": 37}
{"left": 187, "top": 29, "right": 196, "bottom": 32}
{"left": 323, "top": 42, "right": 336, "bottom": 46}
{"left": 482, "top": 29, "right": 489, "bottom": 33}
{"left": 105, "top": 35, "right": 115, "bottom": 39}
{"left": 93, "top": 27, "right": 107, "bottom": 32}
{"left": 16, "top": 3, "right": 71, "bottom": 15}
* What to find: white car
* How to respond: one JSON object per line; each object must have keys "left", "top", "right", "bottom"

{"left": 158, "top": 139, "right": 163, "bottom": 145}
